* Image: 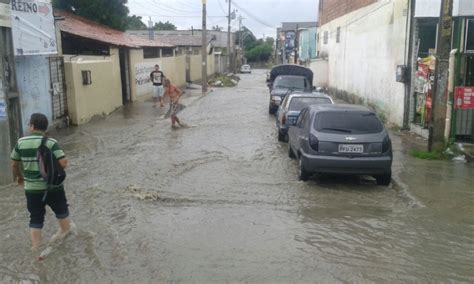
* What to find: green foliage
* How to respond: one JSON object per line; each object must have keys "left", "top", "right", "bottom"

{"left": 265, "top": 37, "right": 275, "bottom": 46}
{"left": 410, "top": 150, "right": 448, "bottom": 160}
{"left": 126, "top": 15, "right": 147, "bottom": 30}
{"left": 245, "top": 43, "right": 273, "bottom": 62}
{"left": 235, "top": 26, "right": 257, "bottom": 49}
{"left": 154, "top": 21, "right": 177, "bottom": 31}
{"left": 53, "top": 0, "right": 130, "bottom": 31}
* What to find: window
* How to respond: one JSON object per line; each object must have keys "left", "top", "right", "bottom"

{"left": 273, "top": 77, "right": 306, "bottom": 91}
{"left": 162, "top": 47, "right": 174, "bottom": 57}
{"left": 336, "top": 27, "right": 341, "bottom": 43}
{"left": 323, "top": 31, "right": 328, "bottom": 44}
{"left": 296, "top": 109, "right": 308, "bottom": 128}
{"left": 466, "top": 19, "right": 474, "bottom": 53}
{"left": 289, "top": 97, "right": 332, "bottom": 112}
{"left": 82, "top": 70, "right": 92, "bottom": 85}
{"left": 143, "top": 47, "right": 160, "bottom": 59}
{"left": 193, "top": 48, "right": 200, "bottom": 55}
{"left": 314, "top": 112, "right": 384, "bottom": 134}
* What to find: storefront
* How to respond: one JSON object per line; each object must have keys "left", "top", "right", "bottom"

{"left": 412, "top": 0, "right": 474, "bottom": 142}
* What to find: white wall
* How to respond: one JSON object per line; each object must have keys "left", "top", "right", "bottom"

{"left": 318, "top": 0, "right": 408, "bottom": 125}
{"left": 309, "top": 59, "right": 328, "bottom": 87}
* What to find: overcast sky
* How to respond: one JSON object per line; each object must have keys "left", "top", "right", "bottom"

{"left": 127, "top": 0, "right": 318, "bottom": 39}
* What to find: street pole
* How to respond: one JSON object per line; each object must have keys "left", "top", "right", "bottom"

{"left": 429, "top": 0, "right": 453, "bottom": 151}
{"left": 238, "top": 15, "right": 243, "bottom": 66}
{"left": 202, "top": 0, "right": 208, "bottom": 94}
{"left": 227, "top": 0, "right": 231, "bottom": 72}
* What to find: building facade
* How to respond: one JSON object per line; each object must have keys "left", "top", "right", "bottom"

{"left": 318, "top": 0, "right": 410, "bottom": 126}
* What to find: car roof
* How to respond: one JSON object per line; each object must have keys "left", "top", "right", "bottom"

{"left": 242, "top": 64, "right": 250, "bottom": 67}
{"left": 287, "top": 92, "right": 331, "bottom": 99}
{"left": 306, "top": 104, "right": 374, "bottom": 113}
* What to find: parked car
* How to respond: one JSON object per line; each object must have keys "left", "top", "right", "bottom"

{"left": 276, "top": 92, "right": 334, "bottom": 142}
{"left": 240, "top": 64, "right": 251, "bottom": 73}
{"left": 288, "top": 104, "right": 392, "bottom": 185}
{"left": 267, "top": 65, "right": 314, "bottom": 114}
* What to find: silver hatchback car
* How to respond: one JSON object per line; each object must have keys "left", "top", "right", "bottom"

{"left": 288, "top": 104, "right": 392, "bottom": 185}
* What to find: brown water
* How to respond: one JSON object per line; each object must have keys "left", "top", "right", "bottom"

{"left": 1, "top": 70, "right": 473, "bottom": 283}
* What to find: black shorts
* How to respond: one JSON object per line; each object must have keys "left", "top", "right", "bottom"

{"left": 25, "top": 188, "right": 69, "bottom": 229}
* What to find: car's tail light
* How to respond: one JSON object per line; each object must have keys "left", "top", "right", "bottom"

{"left": 382, "top": 135, "right": 391, "bottom": 153}
{"left": 309, "top": 133, "right": 319, "bottom": 151}
{"left": 282, "top": 114, "right": 287, "bottom": 125}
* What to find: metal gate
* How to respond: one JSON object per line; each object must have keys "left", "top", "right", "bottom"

{"left": 48, "top": 56, "right": 68, "bottom": 121}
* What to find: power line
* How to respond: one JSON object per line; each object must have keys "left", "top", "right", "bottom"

{"left": 231, "top": 1, "right": 275, "bottom": 29}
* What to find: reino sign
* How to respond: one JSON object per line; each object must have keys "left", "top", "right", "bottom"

{"left": 11, "top": 0, "right": 38, "bottom": 13}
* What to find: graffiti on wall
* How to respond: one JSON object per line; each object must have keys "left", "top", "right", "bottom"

{"left": 135, "top": 63, "right": 156, "bottom": 96}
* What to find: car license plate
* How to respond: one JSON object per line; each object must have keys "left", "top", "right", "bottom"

{"left": 338, "top": 144, "right": 364, "bottom": 153}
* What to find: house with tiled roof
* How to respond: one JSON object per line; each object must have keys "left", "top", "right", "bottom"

{"left": 54, "top": 10, "right": 215, "bottom": 125}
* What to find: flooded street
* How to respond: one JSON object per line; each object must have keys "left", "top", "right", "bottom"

{"left": 1, "top": 69, "right": 473, "bottom": 283}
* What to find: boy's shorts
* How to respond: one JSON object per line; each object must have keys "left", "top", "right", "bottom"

{"left": 25, "top": 188, "right": 69, "bottom": 229}
{"left": 152, "top": 85, "right": 164, "bottom": 98}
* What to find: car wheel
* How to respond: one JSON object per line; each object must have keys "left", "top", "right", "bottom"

{"left": 278, "top": 130, "right": 286, "bottom": 142}
{"left": 269, "top": 105, "right": 275, "bottom": 114}
{"left": 288, "top": 144, "right": 296, "bottom": 159}
{"left": 298, "top": 157, "right": 310, "bottom": 181}
{"left": 375, "top": 172, "right": 391, "bottom": 186}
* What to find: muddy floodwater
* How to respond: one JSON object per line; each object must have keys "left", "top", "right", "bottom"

{"left": 1, "top": 70, "right": 473, "bottom": 283}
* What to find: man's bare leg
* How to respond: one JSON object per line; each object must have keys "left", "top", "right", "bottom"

{"left": 152, "top": 97, "right": 157, "bottom": 107}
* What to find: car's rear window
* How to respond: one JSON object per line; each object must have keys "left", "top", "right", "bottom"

{"left": 289, "top": 97, "right": 332, "bottom": 112}
{"left": 314, "top": 111, "right": 384, "bottom": 134}
{"left": 274, "top": 77, "right": 306, "bottom": 90}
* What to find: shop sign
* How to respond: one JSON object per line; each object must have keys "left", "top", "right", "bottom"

{"left": 454, "top": 87, "right": 474, "bottom": 109}
{"left": 10, "top": 0, "right": 57, "bottom": 56}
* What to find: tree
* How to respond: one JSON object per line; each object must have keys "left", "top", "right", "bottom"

{"left": 245, "top": 43, "right": 273, "bottom": 62}
{"left": 212, "top": 25, "right": 223, "bottom": 31}
{"left": 265, "top": 37, "right": 275, "bottom": 46}
{"left": 235, "top": 26, "right": 257, "bottom": 50}
{"left": 154, "top": 21, "right": 177, "bottom": 31}
{"left": 52, "top": 0, "right": 130, "bottom": 31}
{"left": 126, "top": 15, "right": 147, "bottom": 30}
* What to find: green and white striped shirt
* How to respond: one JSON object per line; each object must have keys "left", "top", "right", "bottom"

{"left": 10, "top": 133, "right": 66, "bottom": 192}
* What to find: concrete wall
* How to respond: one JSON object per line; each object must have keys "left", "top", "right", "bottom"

{"left": 309, "top": 59, "right": 328, "bottom": 87}
{"left": 318, "top": 0, "right": 408, "bottom": 125}
{"left": 63, "top": 48, "right": 122, "bottom": 125}
{"left": 15, "top": 55, "right": 53, "bottom": 130}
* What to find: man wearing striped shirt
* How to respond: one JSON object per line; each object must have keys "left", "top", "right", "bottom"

{"left": 11, "top": 113, "right": 72, "bottom": 250}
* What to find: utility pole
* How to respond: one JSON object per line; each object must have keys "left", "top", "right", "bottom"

{"left": 202, "top": 0, "right": 208, "bottom": 94}
{"left": 227, "top": 0, "right": 231, "bottom": 72}
{"left": 238, "top": 15, "right": 243, "bottom": 66}
{"left": 429, "top": 0, "right": 454, "bottom": 151}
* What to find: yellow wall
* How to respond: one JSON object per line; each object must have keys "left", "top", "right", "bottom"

{"left": 129, "top": 49, "right": 215, "bottom": 101}
{"left": 129, "top": 49, "right": 189, "bottom": 101}
{"left": 189, "top": 54, "right": 215, "bottom": 82}
{"left": 64, "top": 48, "right": 122, "bottom": 125}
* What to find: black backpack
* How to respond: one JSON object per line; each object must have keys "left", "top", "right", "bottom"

{"left": 37, "top": 136, "right": 66, "bottom": 189}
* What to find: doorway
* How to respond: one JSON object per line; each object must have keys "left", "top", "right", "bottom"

{"left": 119, "top": 48, "right": 131, "bottom": 104}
